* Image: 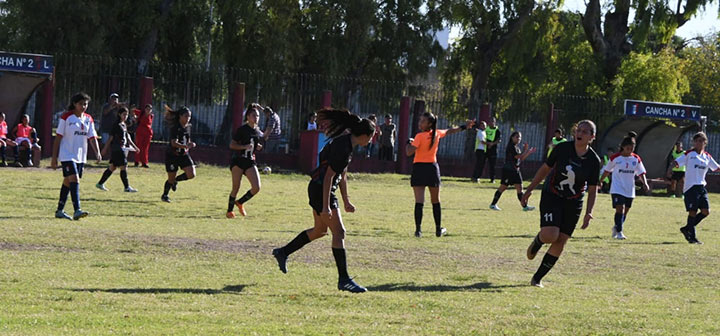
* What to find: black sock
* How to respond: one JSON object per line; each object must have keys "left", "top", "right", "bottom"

{"left": 176, "top": 173, "right": 189, "bottom": 182}
{"left": 57, "top": 184, "right": 70, "bottom": 211}
{"left": 332, "top": 248, "right": 350, "bottom": 281}
{"left": 237, "top": 190, "right": 255, "bottom": 205}
{"left": 1, "top": 146, "right": 6, "bottom": 161}
{"left": 491, "top": 190, "right": 502, "bottom": 205}
{"left": 693, "top": 213, "right": 707, "bottom": 227}
{"left": 614, "top": 213, "right": 623, "bottom": 232}
{"left": 517, "top": 192, "right": 524, "bottom": 206}
{"left": 530, "top": 234, "right": 543, "bottom": 255}
{"left": 227, "top": 195, "right": 236, "bottom": 213}
{"left": 281, "top": 231, "right": 311, "bottom": 256}
{"left": 69, "top": 182, "right": 80, "bottom": 211}
{"left": 414, "top": 203, "right": 423, "bottom": 232}
{"left": 163, "top": 180, "right": 172, "bottom": 196}
{"left": 432, "top": 202, "right": 441, "bottom": 229}
{"left": 98, "top": 169, "right": 113, "bottom": 184}
{"left": 120, "top": 170, "right": 129, "bottom": 188}
{"left": 532, "top": 253, "right": 559, "bottom": 283}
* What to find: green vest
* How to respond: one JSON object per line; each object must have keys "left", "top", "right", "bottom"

{"left": 671, "top": 150, "right": 686, "bottom": 172}
{"left": 547, "top": 137, "right": 567, "bottom": 157}
{"left": 485, "top": 127, "right": 498, "bottom": 142}
{"left": 601, "top": 154, "right": 610, "bottom": 183}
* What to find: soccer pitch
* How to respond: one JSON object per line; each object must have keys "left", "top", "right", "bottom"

{"left": 1, "top": 163, "right": 718, "bottom": 335}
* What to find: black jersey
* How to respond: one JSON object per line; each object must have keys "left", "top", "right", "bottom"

{"left": 544, "top": 141, "right": 601, "bottom": 199}
{"left": 110, "top": 122, "right": 128, "bottom": 151}
{"left": 309, "top": 134, "right": 353, "bottom": 192}
{"left": 504, "top": 143, "right": 521, "bottom": 169}
{"left": 232, "top": 124, "right": 261, "bottom": 161}
{"left": 168, "top": 123, "right": 191, "bottom": 156}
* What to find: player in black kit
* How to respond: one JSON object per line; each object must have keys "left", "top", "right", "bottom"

{"left": 96, "top": 107, "right": 140, "bottom": 192}
{"left": 521, "top": 120, "right": 601, "bottom": 287}
{"left": 226, "top": 104, "right": 264, "bottom": 218}
{"left": 161, "top": 106, "right": 196, "bottom": 202}
{"left": 272, "top": 109, "right": 375, "bottom": 293}
{"left": 489, "top": 131, "right": 536, "bottom": 211}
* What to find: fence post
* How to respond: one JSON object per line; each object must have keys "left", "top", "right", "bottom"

{"left": 231, "top": 82, "right": 246, "bottom": 132}
{"left": 322, "top": 90, "right": 332, "bottom": 108}
{"left": 411, "top": 100, "right": 425, "bottom": 137}
{"left": 397, "top": 96, "right": 411, "bottom": 174}
{"left": 544, "top": 102, "right": 556, "bottom": 157}
{"left": 37, "top": 79, "right": 54, "bottom": 157}
{"left": 479, "top": 102, "right": 491, "bottom": 122}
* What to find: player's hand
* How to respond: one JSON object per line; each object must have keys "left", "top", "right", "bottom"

{"left": 521, "top": 190, "right": 532, "bottom": 205}
{"left": 528, "top": 147, "right": 537, "bottom": 154}
{"left": 321, "top": 207, "right": 332, "bottom": 221}
{"left": 523, "top": 143, "right": 529, "bottom": 151}
{"left": 644, "top": 183, "right": 651, "bottom": 195}
{"left": 344, "top": 202, "right": 355, "bottom": 213}
{"left": 51, "top": 158, "right": 58, "bottom": 170}
{"left": 465, "top": 119, "right": 475, "bottom": 129}
{"left": 581, "top": 213, "right": 593, "bottom": 229}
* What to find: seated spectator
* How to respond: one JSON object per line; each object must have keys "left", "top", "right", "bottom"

{"left": 0, "top": 112, "right": 18, "bottom": 166}
{"left": 307, "top": 112, "right": 317, "bottom": 131}
{"left": 12, "top": 114, "right": 42, "bottom": 167}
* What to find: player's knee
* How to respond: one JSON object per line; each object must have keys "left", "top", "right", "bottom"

{"left": 251, "top": 184, "right": 261, "bottom": 195}
{"left": 540, "top": 231, "right": 559, "bottom": 243}
{"left": 186, "top": 172, "right": 195, "bottom": 179}
{"left": 701, "top": 209, "right": 710, "bottom": 216}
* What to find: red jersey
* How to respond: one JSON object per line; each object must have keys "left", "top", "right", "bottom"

{"left": 0, "top": 121, "right": 7, "bottom": 138}
{"left": 135, "top": 109, "right": 154, "bottom": 133}
{"left": 16, "top": 124, "right": 32, "bottom": 138}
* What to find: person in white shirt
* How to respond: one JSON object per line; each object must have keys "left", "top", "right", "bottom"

{"left": 307, "top": 112, "right": 317, "bottom": 131}
{"left": 599, "top": 135, "right": 649, "bottom": 239}
{"left": 471, "top": 121, "right": 487, "bottom": 182}
{"left": 673, "top": 132, "right": 720, "bottom": 244}
{"left": 51, "top": 92, "right": 102, "bottom": 220}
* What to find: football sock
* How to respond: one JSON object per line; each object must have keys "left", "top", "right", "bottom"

{"left": 332, "top": 248, "right": 349, "bottom": 281}
{"left": 693, "top": 213, "right": 707, "bottom": 227}
{"left": 237, "top": 190, "right": 255, "bottom": 204}
{"left": 281, "top": 231, "right": 311, "bottom": 256}
{"left": 614, "top": 213, "right": 623, "bottom": 232}
{"left": 432, "top": 202, "right": 441, "bottom": 229}
{"left": 162, "top": 180, "right": 172, "bottom": 196}
{"left": 530, "top": 234, "right": 543, "bottom": 255}
{"left": 176, "top": 173, "right": 189, "bottom": 182}
{"left": 517, "top": 192, "right": 524, "bottom": 206}
{"left": 57, "top": 184, "right": 70, "bottom": 211}
{"left": 491, "top": 191, "right": 501, "bottom": 205}
{"left": 120, "top": 170, "right": 129, "bottom": 188}
{"left": 414, "top": 203, "right": 423, "bottom": 232}
{"left": 69, "top": 182, "right": 80, "bottom": 211}
{"left": 227, "top": 196, "right": 236, "bottom": 213}
{"left": 0, "top": 146, "right": 5, "bottom": 162}
{"left": 98, "top": 169, "right": 113, "bottom": 184}
{"left": 532, "top": 253, "right": 559, "bottom": 283}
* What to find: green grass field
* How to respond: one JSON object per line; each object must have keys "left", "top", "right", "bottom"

{"left": 1, "top": 162, "right": 719, "bottom": 335}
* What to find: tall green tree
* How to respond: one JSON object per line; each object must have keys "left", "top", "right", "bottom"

{"left": 681, "top": 33, "right": 720, "bottom": 106}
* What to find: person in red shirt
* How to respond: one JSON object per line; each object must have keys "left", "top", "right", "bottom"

{"left": 133, "top": 104, "right": 154, "bottom": 168}
{"left": 12, "top": 114, "right": 41, "bottom": 167}
{"left": 0, "top": 112, "right": 18, "bottom": 166}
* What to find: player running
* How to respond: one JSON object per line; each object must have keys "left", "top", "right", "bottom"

{"left": 161, "top": 106, "right": 196, "bottom": 202}
{"left": 96, "top": 107, "right": 140, "bottom": 192}
{"left": 226, "top": 104, "right": 263, "bottom": 218}
{"left": 489, "top": 131, "right": 537, "bottom": 211}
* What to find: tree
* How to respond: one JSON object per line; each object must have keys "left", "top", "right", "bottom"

{"left": 681, "top": 33, "right": 720, "bottom": 107}
{"left": 611, "top": 49, "right": 689, "bottom": 103}
{"left": 582, "top": 0, "right": 715, "bottom": 85}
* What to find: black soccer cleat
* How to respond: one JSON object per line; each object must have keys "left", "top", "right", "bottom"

{"left": 414, "top": 231, "right": 422, "bottom": 238}
{"left": 161, "top": 195, "right": 171, "bottom": 203}
{"left": 272, "top": 248, "right": 288, "bottom": 274}
{"left": 680, "top": 227, "right": 693, "bottom": 243}
{"left": 690, "top": 238, "right": 703, "bottom": 245}
{"left": 435, "top": 227, "right": 447, "bottom": 237}
{"left": 530, "top": 278, "right": 544, "bottom": 288}
{"left": 73, "top": 209, "right": 89, "bottom": 220}
{"left": 338, "top": 278, "right": 367, "bottom": 293}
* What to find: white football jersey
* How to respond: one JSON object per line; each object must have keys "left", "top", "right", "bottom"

{"left": 675, "top": 150, "right": 720, "bottom": 193}
{"left": 603, "top": 153, "right": 646, "bottom": 198}
{"left": 56, "top": 111, "right": 98, "bottom": 163}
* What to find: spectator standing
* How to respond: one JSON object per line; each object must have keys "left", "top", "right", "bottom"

{"left": 100, "top": 93, "right": 120, "bottom": 146}
{"left": 134, "top": 104, "right": 154, "bottom": 168}
{"left": 378, "top": 114, "right": 396, "bottom": 161}
{"left": 263, "top": 106, "right": 282, "bottom": 153}
{"left": 307, "top": 112, "right": 317, "bottom": 131}
{"left": 366, "top": 114, "right": 381, "bottom": 158}
{"left": 484, "top": 117, "right": 502, "bottom": 183}
{"left": 471, "top": 121, "right": 487, "bottom": 182}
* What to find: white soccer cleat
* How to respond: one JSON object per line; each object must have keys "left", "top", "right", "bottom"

{"left": 611, "top": 226, "right": 618, "bottom": 239}
{"left": 490, "top": 204, "right": 502, "bottom": 211}
{"left": 616, "top": 231, "right": 627, "bottom": 240}
{"left": 522, "top": 205, "right": 535, "bottom": 211}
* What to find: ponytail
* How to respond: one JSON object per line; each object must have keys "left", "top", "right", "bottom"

{"left": 317, "top": 108, "right": 375, "bottom": 138}
{"left": 67, "top": 92, "right": 91, "bottom": 111}
{"left": 422, "top": 112, "right": 438, "bottom": 149}
{"left": 164, "top": 105, "right": 191, "bottom": 127}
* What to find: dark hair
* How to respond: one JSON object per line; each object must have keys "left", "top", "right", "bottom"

{"left": 164, "top": 105, "right": 191, "bottom": 126}
{"left": 620, "top": 136, "right": 636, "bottom": 148}
{"left": 509, "top": 131, "right": 521, "bottom": 144}
{"left": 67, "top": 92, "right": 91, "bottom": 111}
{"left": 317, "top": 109, "right": 375, "bottom": 138}
{"left": 385, "top": 114, "right": 392, "bottom": 119}
{"left": 675, "top": 141, "right": 682, "bottom": 146}
{"left": 693, "top": 132, "right": 708, "bottom": 142}
{"left": 607, "top": 147, "right": 615, "bottom": 151}
{"left": 245, "top": 105, "right": 260, "bottom": 122}
{"left": 308, "top": 112, "right": 317, "bottom": 121}
{"left": 627, "top": 131, "right": 638, "bottom": 138}
{"left": 554, "top": 128, "right": 563, "bottom": 134}
{"left": 368, "top": 114, "right": 377, "bottom": 121}
{"left": 420, "top": 112, "right": 438, "bottom": 149}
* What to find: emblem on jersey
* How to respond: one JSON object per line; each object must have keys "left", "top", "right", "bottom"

{"left": 558, "top": 165, "right": 576, "bottom": 194}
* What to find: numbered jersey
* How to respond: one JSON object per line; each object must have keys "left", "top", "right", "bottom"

{"left": 232, "top": 124, "right": 261, "bottom": 161}
{"left": 603, "top": 153, "right": 646, "bottom": 198}
{"left": 675, "top": 150, "right": 720, "bottom": 193}
{"left": 544, "top": 141, "right": 601, "bottom": 199}
{"left": 168, "top": 124, "right": 191, "bottom": 156}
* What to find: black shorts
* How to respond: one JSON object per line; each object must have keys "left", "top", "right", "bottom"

{"left": 308, "top": 182, "right": 339, "bottom": 215}
{"left": 411, "top": 162, "right": 441, "bottom": 187}
{"left": 671, "top": 171, "right": 685, "bottom": 181}
{"left": 539, "top": 190, "right": 583, "bottom": 237}
{"left": 500, "top": 167, "right": 522, "bottom": 186}
{"left": 230, "top": 157, "right": 256, "bottom": 171}
{"left": 165, "top": 153, "right": 194, "bottom": 173}
{"left": 684, "top": 185, "right": 709, "bottom": 212}
{"left": 61, "top": 161, "right": 84, "bottom": 178}
{"left": 109, "top": 150, "right": 128, "bottom": 167}
{"left": 611, "top": 193, "right": 634, "bottom": 208}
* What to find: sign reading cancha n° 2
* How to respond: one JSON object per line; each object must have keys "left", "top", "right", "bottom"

{"left": 0, "top": 51, "right": 54, "bottom": 75}
{"left": 624, "top": 99, "right": 701, "bottom": 121}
